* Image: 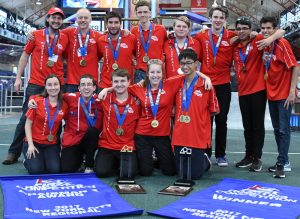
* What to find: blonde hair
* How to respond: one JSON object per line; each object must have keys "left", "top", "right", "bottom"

{"left": 174, "top": 16, "right": 191, "bottom": 28}
{"left": 144, "top": 59, "right": 163, "bottom": 88}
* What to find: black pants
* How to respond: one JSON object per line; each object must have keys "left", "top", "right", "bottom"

{"left": 61, "top": 127, "right": 99, "bottom": 172}
{"left": 207, "top": 83, "right": 231, "bottom": 158}
{"left": 95, "top": 147, "right": 138, "bottom": 178}
{"left": 174, "top": 146, "right": 210, "bottom": 180}
{"left": 134, "top": 134, "right": 176, "bottom": 176}
{"left": 239, "top": 90, "right": 266, "bottom": 159}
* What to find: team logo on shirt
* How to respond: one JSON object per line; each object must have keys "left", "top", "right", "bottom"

{"left": 59, "top": 110, "right": 64, "bottom": 115}
{"left": 128, "top": 107, "right": 134, "bottom": 113}
{"left": 151, "top": 36, "right": 158, "bottom": 41}
{"left": 194, "top": 90, "right": 202, "bottom": 97}
{"left": 120, "top": 43, "right": 128, "bottom": 48}
{"left": 221, "top": 41, "right": 230, "bottom": 46}
{"left": 89, "top": 39, "right": 96, "bottom": 44}
{"left": 57, "top": 44, "right": 63, "bottom": 49}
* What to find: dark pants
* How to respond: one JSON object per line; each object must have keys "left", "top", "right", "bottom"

{"left": 61, "top": 127, "right": 99, "bottom": 172}
{"left": 268, "top": 99, "right": 292, "bottom": 165}
{"left": 207, "top": 83, "right": 231, "bottom": 158}
{"left": 95, "top": 147, "right": 138, "bottom": 178}
{"left": 23, "top": 141, "right": 60, "bottom": 174}
{"left": 65, "top": 84, "right": 79, "bottom": 93}
{"left": 134, "top": 134, "right": 176, "bottom": 176}
{"left": 8, "top": 83, "right": 44, "bottom": 158}
{"left": 174, "top": 146, "right": 210, "bottom": 180}
{"left": 134, "top": 69, "right": 147, "bottom": 84}
{"left": 239, "top": 90, "right": 266, "bottom": 159}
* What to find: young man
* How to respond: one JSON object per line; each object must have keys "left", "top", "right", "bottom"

{"left": 2, "top": 7, "right": 68, "bottom": 165}
{"left": 131, "top": 0, "right": 167, "bottom": 83}
{"left": 233, "top": 17, "right": 285, "bottom": 172}
{"left": 95, "top": 69, "right": 140, "bottom": 177}
{"left": 61, "top": 74, "right": 103, "bottom": 173}
{"left": 194, "top": 6, "right": 235, "bottom": 166}
{"left": 260, "top": 17, "right": 299, "bottom": 178}
{"left": 63, "top": 8, "right": 103, "bottom": 93}
{"left": 172, "top": 48, "right": 219, "bottom": 180}
{"left": 97, "top": 11, "right": 136, "bottom": 89}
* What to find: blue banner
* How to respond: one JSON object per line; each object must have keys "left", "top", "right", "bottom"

{"left": 0, "top": 173, "right": 143, "bottom": 219}
{"left": 149, "top": 178, "right": 300, "bottom": 219}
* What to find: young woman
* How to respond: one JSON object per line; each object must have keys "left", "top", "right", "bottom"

{"left": 23, "top": 74, "right": 67, "bottom": 174}
{"left": 99, "top": 59, "right": 211, "bottom": 176}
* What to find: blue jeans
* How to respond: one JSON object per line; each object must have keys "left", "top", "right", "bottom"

{"left": 8, "top": 83, "right": 44, "bottom": 158}
{"left": 268, "top": 100, "right": 292, "bottom": 165}
{"left": 23, "top": 141, "right": 61, "bottom": 174}
{"left": 134, "top": 69, "right": 147, "bottom": 84}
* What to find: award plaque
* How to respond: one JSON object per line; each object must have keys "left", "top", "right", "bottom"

{"left": 158, "top": 185, "right": 192, "bottom": 196}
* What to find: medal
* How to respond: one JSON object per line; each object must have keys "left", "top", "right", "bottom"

{"left": 112, "top": 63, "right": 119, "bottom": 70}
{"left": 213, "top": 57, "right": 216, "bottom": 66}
{"left": 242, "top": 65, "right": 247, "bottom": 73}
{"left": 184, "top": 115, "right": 191, "bottom": 123}
{"left": 151, "top": 119, "right": 159, "bottom": 128}
{"left": 47, "top": 134, "right": 54, "bottom": 142}
{"left": 210, "top": 28, "right": 224, "bottom": 68}
{"left": 47, "top": 60, "right": 54, "bottom": 68}
{"left": 143, "top": 55, "right": 149, "bottom": 63}
{"left": 80, "top": 59, "right": 86, "bottom": 67}
{"left": 116, "top": 127, "right": 124, "bottom": 136}
{"left": 179, "top": 115, "right": 185, "bottom": 123}
{"left": 264, "top": 72, "right": 268, "bottom": 80}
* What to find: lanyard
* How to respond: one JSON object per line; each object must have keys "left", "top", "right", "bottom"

{"left": 174, "top": 37, "right": 188, "bottom": 57}
{"left": 45, "top": 28, "right": 59, "bottom": 58}
{"left": 263, "top": 42, "right": 275, "bottom": 72}
{"left": 182, "top": 75, "right": 199, "bottom": 112}
{"left": 45, "top": 98, "right": 60, "bottom": 134}
{"left": 78, "top": 29, "right": 90, "bottom": 58}
{"left": 139, "top": 23, "right": 153, "bottom": 54}
{"left": 108, "top": 32, "right": 122, "bottom": 62}
{"left": 209, "top": 28, "right": 224, "bottom": 63}
{"left": 239, "top": 43, "right": 251, "bottom": 65}
{"left": 148, "top": 81, "right": 163, "bottom": 118}
{"left": 79, "top": 97, "right": 97, "bottom": 127}
{"left": 113, "top": 103, "right": 129, "bottom": 127}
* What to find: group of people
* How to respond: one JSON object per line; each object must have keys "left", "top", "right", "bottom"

{"left": 2, "top": 1, "right": 299, "bottom": 180}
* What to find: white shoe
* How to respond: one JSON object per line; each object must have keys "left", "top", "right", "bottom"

{"left": 84, "top": 167, "right": 94, "bottom": 173}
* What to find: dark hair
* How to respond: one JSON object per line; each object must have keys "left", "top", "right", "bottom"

{"left": 209, "top": 5, "right": 229, "bottom": 19}
{"left": 79, "top": 74, "right": 97, "bottom": 86}
{"left": 40, "top": 74, "right": 63, "bottom": 107}
{"left": 236, "top": 16, "right": 252, "bottom": 29}
{"left": 260, "top": 16, "right": 278, "bottom": 28}
{"left": 135, "top": 0, "right": 151, "bottom": 11}
{"left": 144, "top": 59, "right": 163, "bottom": 88}
{"left": 45, "top": 13, "right": 64, "bottom": 27}
{"left": 111, "top": 69, "right": 131, "bottom": 80}
{"left": 105, "top": 11, "right": 122, "bottom": 23}
{"left": 178, "top": 48, "right": 197, "bottom": 62}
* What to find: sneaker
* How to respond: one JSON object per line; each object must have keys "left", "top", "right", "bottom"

{"left": 204, "top": 153, "right": 211, "bottom": 171}
{"left": 84, "top": 167, "right": 94, "bottom": 173}
{"left": 216, "top": 157, "right": 228, "bottom": 167}
{"left": 236, "top": 156, "right": 253, "bottom": 168}
{"left": 2, "top": 153, "right": 18, "bottom": 165}
{"left": 249, "top": 159, "right": 262, "bottom": 172}
{"left": 273, "top": 163, "right": 285, "bottom": 178}
{"left": 268, "top": 162, "right": 291, "bottom": 172}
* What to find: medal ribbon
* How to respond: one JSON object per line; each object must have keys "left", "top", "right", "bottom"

{"left": 78, "top": 29, "right": 90, "bottom": 58}
{"left": 80, "top": 97, "right": 97, "bottom": 127}
{"left": 139, "top": 23, "right": 153, "bottom": 54}
{"left": 45, "top": 98, "right": 60, "bottom": 134}
{"left": 182, "top": 74, "right": 199, "bottom": 112}
{"left": 174, "top": 37, "right": 188, "bottom": 57}
{"left": 209, "top": 28, "right": 224, "bottom": 63}
{"left": 113, "top": 103, "right": 129, "bottom": 127}
{"left": 263, "top": 42, "right": 275, "bottom": 72}
{"left": 239, "top": 43, "right": 251, "bottom": 66}
{"left": 148, "top": 81, "right": 163, "bottom": 118}
{"left": 108, "top": 32, "right": 122, "bottom": 62}
{"left": 45, "top": 28, "right": 59, "bottom": 58}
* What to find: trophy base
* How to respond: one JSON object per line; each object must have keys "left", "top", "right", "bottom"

{"left": 174, "top": 179, "right": 195, "bottom": 187}
{"left": 117, "top": 177, "right": 136, "bottom": 184}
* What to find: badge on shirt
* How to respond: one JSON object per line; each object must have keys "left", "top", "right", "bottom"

{"left": 48, "top": 54, "right": 58, "bottom": 62}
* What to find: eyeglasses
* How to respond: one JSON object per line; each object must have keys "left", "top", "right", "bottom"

{"left": 236, "top": 27, "right": 250, "bottom": 31}
{"left": 179, "top": 61, "right": 195, "bottom": 66}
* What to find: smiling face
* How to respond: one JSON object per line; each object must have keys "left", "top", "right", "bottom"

{"left": 76, "top": 9, "right": 92, "bottom": 31}
{"left": 179, "top": 58, "right": 197, "bottom": 76}
{"left": 46, "top": 14, "right": 63, "bottom": 30}
{"left": 107, "top": 17, "right": 121, "bottom": 36}
{"left": 261, "top": 22, "right": 276, "bottom": 38}
{"left": 45, "top": 76, "right": 61, "bottom": 97}
{"left": 174, "top": 19, "right": 190, "bottom": 38}
{"left": 236, "top": 24, "right": 251, "bottom": 42}
{"left": 147, "top": 63, "right": 163, "bottom": 88}
{"left": 78, "top": 77, "right": 96, "bottom": 100}
{"left": 136, "top": 5, "right": 151, "bottom": 24}
{"left": 210, "top": 10, "right": 226, "bottom": 32}
{"left": 112, "top": 76, "right": 130, "bottom": 95}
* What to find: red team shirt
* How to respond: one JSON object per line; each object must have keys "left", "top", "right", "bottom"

{"left": 24, "top": 29, "right": 68, "bottom": 86}
{"left": 164, "top": 37, "right": 201, "bottom": 78}
{"left": 25, "top": 96, "right": 67, "bottom": 145}
{"left": 131, "top": 24, "right": 167, "bottom": 72}
{"left": 129, "top": 75, "right": 185, "bottom": 136}
{"left": 233, "top": 34, "right": 266, "bottom": 96}
{"left": 265, "top": 38, "right": 298, "bottom": 100}
{"left": 172, "top": 78, "right": 219, "bottom": 149}
{"left": 97, "top": 31, "right": 136, "bottom": 88}
{"left": 63, "top": 28, "right": 103, "bottom": 85}
{"left": 61, "top": 92, "right": 103, "bottom": 148}
{"left": 194, "top": 29, "right": 236, "bottom": 85}
{"left": 99, "top": 92, "right": 140, "bottom": 150}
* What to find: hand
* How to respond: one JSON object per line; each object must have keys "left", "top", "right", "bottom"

{"left": 136, "top": 79, "right": 144, "bottom": 87}
{"left": 123, "top": 29, "right": 130, "bottom": 36}
{"left": 250, "top": 31, "right": 258, "bottom": 39}
{"left": 98, "top": 88, "right": 109, "bottom": 100}
{"left": 27, "top": 29, "right": 35, "bottom": 41}
{"left": 230, "top": 36, "right": 239, "bottom": 45}
{"left": 256, "top": 38, "right": 272, "bottom": 50}
{"left": 26, "top": 144, "right": 39, "bottom": 159}
{"left": 28, "top": 99, "right": 37, "bottom": 109}
{"left": 204, "top": 77, "right": 212, "bottom": 90}
{"left": 167, "top": 31, "right": 175, "bottom": 39}
{"left": 284, "top": 91, "right": 295, "bottom": 109}
{"left": 14, "top": 78, "right": 22, "bottom": 94}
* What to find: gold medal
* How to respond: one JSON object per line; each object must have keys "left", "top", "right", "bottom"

{"left": 242, "top": 65, "right": 247, "bottom": 73}
{"left": 112, "top": 63, "right": 119, "bottom": 70}
{"left": 179, "top": 115, "right": 185, "bottom": 123}
{"left": 184, "top": 115, "right": 191, "bottom": 123}
{"left": 47, "top": 60, "right": 54, "bottom": 68}
{"left": 80, "top": 59, "right": 86, "bottom": 67}
{"left": 47, "top": 134, "right": 54, "bottom": 142}
{"left": 264, "top": 71, "right": 268, "bottom": 80}
{"left": 151, "top": 119, "right": 159, "bottom": 128}
{"left": 116, "top": 127, "right": 124, "bottom": 136}
{"left": 143, "top": 55, "right": 149, "bottom": 63}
